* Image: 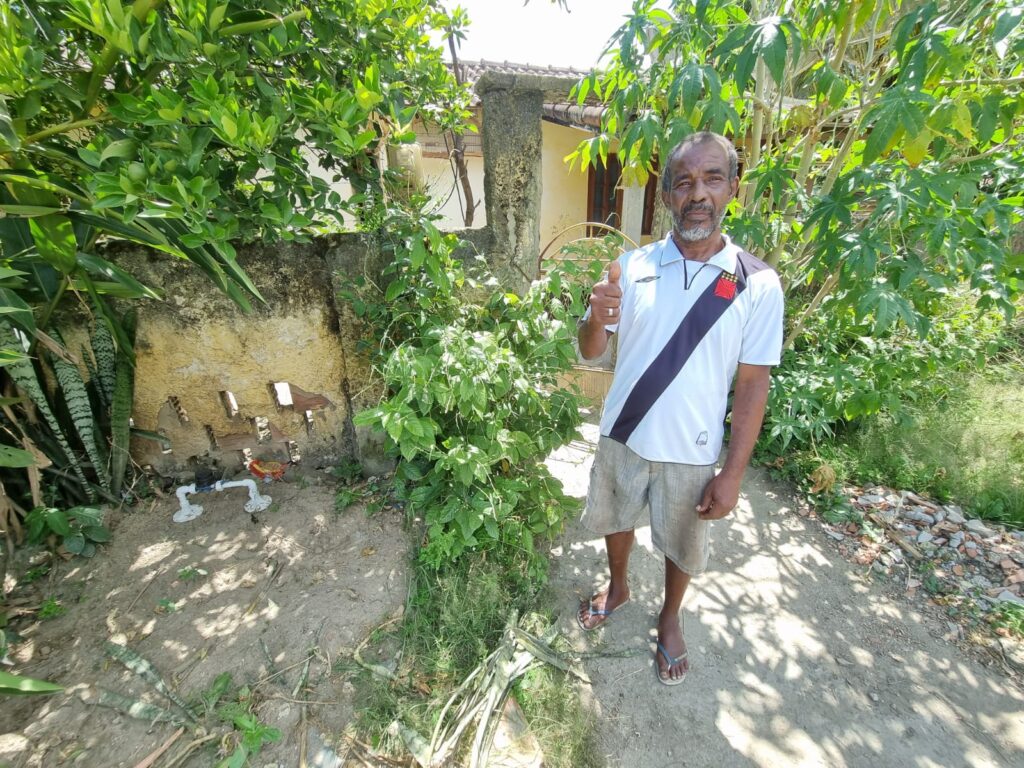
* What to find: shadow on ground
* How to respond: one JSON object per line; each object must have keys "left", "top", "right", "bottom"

{"left": 547, "top": 422, "right": 1024, "bottom": 768}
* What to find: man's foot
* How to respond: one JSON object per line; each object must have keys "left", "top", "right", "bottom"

{"left": 655, "top": 614, "right": 689, "bottom": 684}
{"left": 576, "top": 588, "right": 630, "bottom": 631}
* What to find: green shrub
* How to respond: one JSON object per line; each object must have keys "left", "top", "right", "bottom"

{"left": 345, "top": 207, "right": 584, "bottom": 572}
{"left": 762, "top": 290, "right": 1008, "bottom": 457}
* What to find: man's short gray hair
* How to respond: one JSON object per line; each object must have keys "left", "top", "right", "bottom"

{"left": 660, "top": 132, "right": 739, "bottom": 194}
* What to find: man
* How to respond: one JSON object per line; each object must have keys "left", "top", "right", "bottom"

{"left": 576, "top": 131, "right": 784, "bottom": 685}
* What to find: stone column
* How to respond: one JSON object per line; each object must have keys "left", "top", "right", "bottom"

{"left": 477, "top": 74, "right": 543, "bottom": 295}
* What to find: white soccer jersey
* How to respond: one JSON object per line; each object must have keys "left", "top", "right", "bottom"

{"left": 594, "top": 233, "right": 784, "bottom": 465}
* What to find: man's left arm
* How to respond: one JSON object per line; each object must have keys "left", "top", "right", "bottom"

{"left": 696, "top": 362, "right": 771, "bottom": 519}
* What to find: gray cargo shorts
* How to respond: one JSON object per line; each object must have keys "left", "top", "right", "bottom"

{"left": 581, "top": 436, "right": 716, "bottom": 575}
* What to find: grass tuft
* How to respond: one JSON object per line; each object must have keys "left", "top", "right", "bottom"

{"left": 351, "top": 545, "right": 602, "bottom": 766}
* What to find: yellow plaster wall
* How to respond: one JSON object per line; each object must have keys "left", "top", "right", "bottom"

{"left": 104, "top": 237, "right": 374, "bottom": 475}
{"left": 132, "top": 309, "right": 349, "bottom": 469}
{"left": 540, "top": 121, "right": 590, "bottom": 256}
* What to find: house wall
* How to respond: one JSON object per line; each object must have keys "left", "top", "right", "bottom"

{"left": 421, "top": 154, "right": 487, "bottom": 229}
{"left": 539, "top": 121, "right": 590, "bottom": 258}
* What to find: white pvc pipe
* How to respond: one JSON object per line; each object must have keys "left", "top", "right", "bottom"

{"left": 173, "top": 478, "right": 273, "bottom": 523}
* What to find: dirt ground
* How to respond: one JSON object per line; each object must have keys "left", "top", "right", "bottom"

{"left": 0, "top": 473, "right": 408, "bottom": 767}
{"left": 547, "top": 422, "right": 1024, "bottom": 768}
{"left": 3, "top": 421, "right": 1024, "bottom": 768}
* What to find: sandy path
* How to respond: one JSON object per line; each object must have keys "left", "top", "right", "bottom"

{"left": 547, "top": 422, "right": 1024, "bottom": 768}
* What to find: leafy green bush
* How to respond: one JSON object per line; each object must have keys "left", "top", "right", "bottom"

{"left": 25, "top": 504, "right": 110, "bottom": 557}
{"left": 766, "top": 310, "right": 1024, "bottom": 526}
{"left": 761, "top": 290, "right": 1008, "bottom": 456}
{"left": 347, "top": 207, "right": 584, "bottom": 571}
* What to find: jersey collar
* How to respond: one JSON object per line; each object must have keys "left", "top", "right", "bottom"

{"left": 659, "top": 232, "right": 740, "bottom": 274}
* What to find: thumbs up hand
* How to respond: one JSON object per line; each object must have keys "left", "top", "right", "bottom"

{"left": 589, "top": 259, "right": 623, "bottom": 327}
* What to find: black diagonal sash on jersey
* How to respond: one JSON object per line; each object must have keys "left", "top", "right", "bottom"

{"left": 608, "top": 251, "right": 766, "bottom": 445}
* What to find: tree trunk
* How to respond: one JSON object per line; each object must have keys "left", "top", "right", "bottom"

{"left": 447, "top": 36, "right": 476, "bottom": 228}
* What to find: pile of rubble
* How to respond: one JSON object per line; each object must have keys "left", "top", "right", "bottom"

{"left": 812, "top": 486, "right": 1024, "bottom": 627}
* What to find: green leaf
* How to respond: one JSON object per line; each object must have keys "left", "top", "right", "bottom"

{"left": 0, "top": 266, "right": 27, "bottom": 281}
{"left": 0, "top": 98, "right": 20, "bottom": 151}
{"left": 83, "top": 525, "right": 111, "bottom": 543}
{"left": 29, "top": 215, "right": 77, "bottom": 273}
{"left": 76, "top": 252, "right": 161, "bottom": 300}
{"left": 100, "top": 139, "right": 136, "bottom": 164}
{"left": 0, "top": 204, "right": 61, "bottom": 217}
{"left": 384, "top": 279, "right": 405, "bottom": 302}
{"left": 0, "top": 349, "right": 28, "bottom": 367}
{"left": 756, "top": 17, "right": 789, "bottom": 85}
{"left": 862, "top": 102, "right": 902, "bottom": 165}
{"left": 42, "top": 508, "right": 72, "bottom": 537}
{"left": 0, "top": 444, "right": 36, "bottom": 467}
{"left": 0, "top": 670, "right": 63, "bottom": 696}
{"left": 355, "top": 81, "right": 383, "bottom": 110}
{"left": 0, "top": 288, "right": 36, "bottom": 333}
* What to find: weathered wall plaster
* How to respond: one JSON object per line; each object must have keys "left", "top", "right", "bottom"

{"left": 103, "top": 236, "right": 380, "bottom": 475}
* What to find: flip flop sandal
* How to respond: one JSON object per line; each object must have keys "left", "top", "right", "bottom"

{"left": 655, "top": 641, "right": 688, "bottom": 686}
{"left": 575, "top": 597, "right": 629, "bottom": 631}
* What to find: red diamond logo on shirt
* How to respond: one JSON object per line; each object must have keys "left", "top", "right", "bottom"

{"left": 714, "top": 275, "right": 737, "bottom": 300}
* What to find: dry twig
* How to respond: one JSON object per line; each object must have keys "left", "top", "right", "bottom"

{"left": 131, "top": 727, "right": 183, "bottom": 768}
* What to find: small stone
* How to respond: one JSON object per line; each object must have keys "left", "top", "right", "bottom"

{"left": 933, "top": 509, "right": 947, "bottom": 523}
{"left": 948, "top": 532, "right": 965, "bottom": 550}
{"left": 858, "top": 494, "right": 885, "bottom": 505}
{"left": 1000, "top": 558, "right": 1018, "bottom": 572}
{"left": 38, "top": 645, "right": 51, "bottom": 657}
{"left": 825, "top": 529, "right": 846, "bottom": 541}
{"left": 917, "top": 531, "right": 934, "bottom": 545}
{"left": 965, "top": 518, "right": 995, "bottom": 536}
{"left": 872, "top": 562, "right": 888, "bottom": 575}
{"left": 952, "top": 564, "right": 965, "bottom": 577}
{"left": 995, "top": 590, "right": 1024, "bottom": 607}
{"left": 868, "top": 692, "right": 880, "bottom": 703}
{"left": 945, "top": 506, "right": 966, "bottom": 524}
{"left": 904, "top": 510, "right": 935, "bottom": 526}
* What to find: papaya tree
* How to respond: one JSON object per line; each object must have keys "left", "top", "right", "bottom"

{"left": 568, "top": 0, "right": 1024, "bottom": 451}
{"left": 0, "top": 0, "right": 469, "bottom": 511}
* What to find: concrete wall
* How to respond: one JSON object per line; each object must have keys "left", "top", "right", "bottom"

{"left": 105, "top": 236, "right": 381, "bottom": 476}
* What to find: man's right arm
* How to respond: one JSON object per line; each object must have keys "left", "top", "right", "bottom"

{"left": 579, "top": 315, "right": 613, "bottom": 360}
{"left": 579, "top": 259, "right": 623, "bottom": 360}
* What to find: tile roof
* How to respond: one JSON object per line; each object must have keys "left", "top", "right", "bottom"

{"left": 449, "top": 59, "right": 589, "bottom": 105}
{"left": 449, "top": 58, "right": 590, "bottom": 83}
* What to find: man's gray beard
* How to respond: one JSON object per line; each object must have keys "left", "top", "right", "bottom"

{"left": 673, "top": 207, "right": 727, "bottom": 242}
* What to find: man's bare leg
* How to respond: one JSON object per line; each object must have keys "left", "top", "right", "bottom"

{"left": 578, "top": 529, "right": 635, "bottom": 629}
{"left": 656, "top": 557, "right": 692, "bottom": 681}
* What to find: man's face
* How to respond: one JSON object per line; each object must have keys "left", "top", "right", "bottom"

{"left": 661, "top": 140, "right": 739, "bottom": 244}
